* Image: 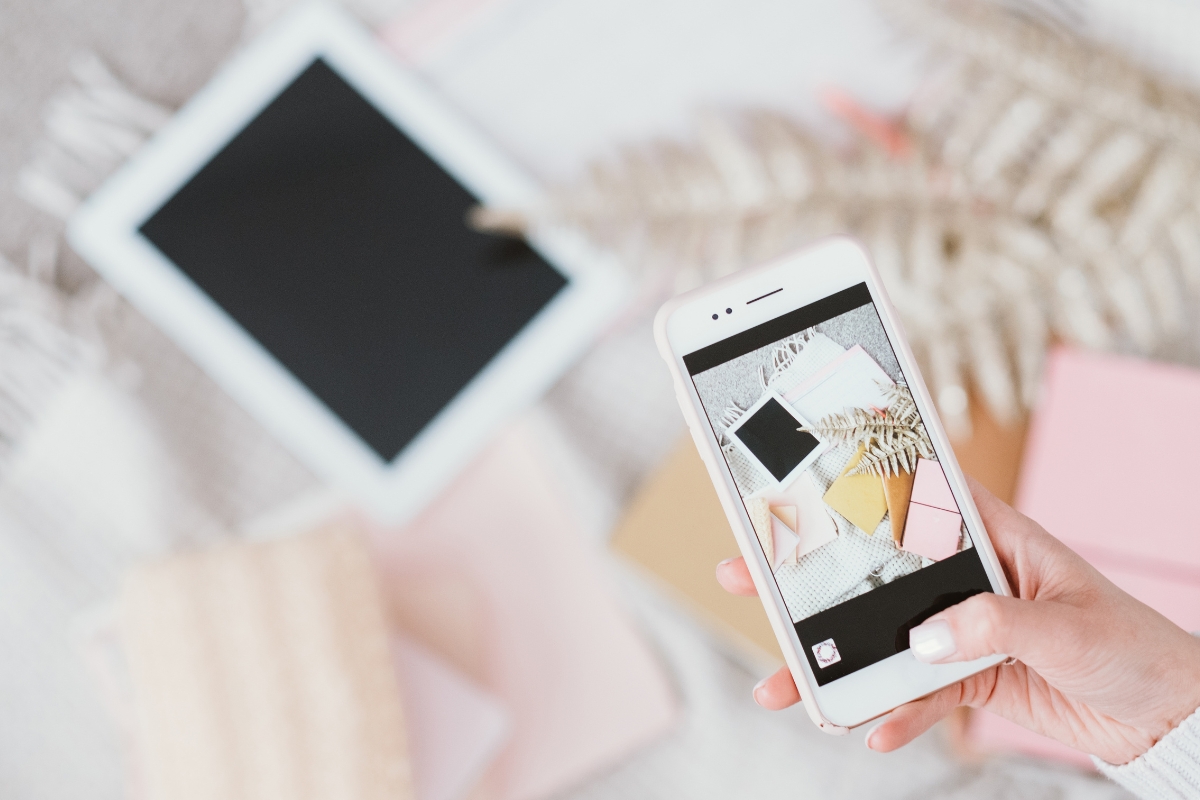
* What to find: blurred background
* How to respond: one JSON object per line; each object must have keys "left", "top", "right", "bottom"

{"left": 4, "top": 0, "right": 1200, "bottom": 797}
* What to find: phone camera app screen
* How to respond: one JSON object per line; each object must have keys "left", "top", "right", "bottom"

{"left": 684, "top": 284, "right": 993, "bottom": 684}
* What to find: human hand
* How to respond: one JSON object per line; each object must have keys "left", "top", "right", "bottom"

{"left": 716, "top": 476, "right": 1200, "bottom": 764}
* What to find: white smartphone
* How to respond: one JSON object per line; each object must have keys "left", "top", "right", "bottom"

{"left": 655, "top": 236, "right": 1012, "bottom": 733}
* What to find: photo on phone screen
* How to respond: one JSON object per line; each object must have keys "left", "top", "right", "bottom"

{"left": 683, "top": 284, "right": 993, "bottom": 684}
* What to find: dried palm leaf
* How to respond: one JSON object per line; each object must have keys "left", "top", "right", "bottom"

{"left": 472, "top": 0, "right": 1200, "bottom": 437}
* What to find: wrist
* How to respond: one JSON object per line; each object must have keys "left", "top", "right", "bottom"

{"left": 1103, "top": 728, "right": 1159, "bottom": 767}
{"left": 1140, "top": 632, "right": 1200, "bottom": 759}
{"left": 1094, "top": 704, "right": 1200, "bottom": 797}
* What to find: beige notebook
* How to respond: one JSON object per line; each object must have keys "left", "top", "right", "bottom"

{"left": 120, "top": 526, "right": 413, "bottom": 800}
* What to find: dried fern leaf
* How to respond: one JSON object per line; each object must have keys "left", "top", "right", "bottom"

{"left": 473, "top": 0, "right": 1200, "bottom": 435}
{"left": 800, "top": 385, "right": 935, "bottom": 477}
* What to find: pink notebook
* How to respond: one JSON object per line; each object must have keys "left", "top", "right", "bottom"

{"left": 1016, "top": 347, "right": 1200, "bottom": 630}
{"left": 967, "top": 347, "right": 1200, "bottom": 766}
{"left": 393, "top": 635, "right": 510, "bottom": 800}
{"left": 366, "top": 420, "right": 677, "bottom": 800}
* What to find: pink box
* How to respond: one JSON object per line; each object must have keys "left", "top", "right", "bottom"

{"left": 1017, "top": 348, "right": 1200, "bottom": 618}
{"left": 968, "top": 347, "right": 1200, "bottom": 767}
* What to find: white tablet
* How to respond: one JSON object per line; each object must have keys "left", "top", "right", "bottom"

{"left": 68, "top": 1, "right": 625, "bottom": 523}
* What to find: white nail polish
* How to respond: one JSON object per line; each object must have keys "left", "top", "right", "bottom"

{"left": 910, "top": 620, "right": 956, "bottom": 663}
{"left": 752, "top": 676, "right": 769, "bottom": 704}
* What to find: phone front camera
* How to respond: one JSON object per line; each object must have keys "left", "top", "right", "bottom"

{"left": 726, "top": 307, "right": 732, "bottom": 314}
{"left": 712, "top": 313, "right": 719, "bottom": 320}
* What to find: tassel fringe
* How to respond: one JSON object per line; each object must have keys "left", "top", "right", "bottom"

{"left": 16, "top": 53, "right": 171, "bottom": 221}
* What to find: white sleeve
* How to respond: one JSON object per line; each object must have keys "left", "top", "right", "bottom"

{"left": 1093, "top": 706, "right": 1200, "bottom": 799}
{"left": 1094, "top": 632, "right": 1200, "bottom": 800}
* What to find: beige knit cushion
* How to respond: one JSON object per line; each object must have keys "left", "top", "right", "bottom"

{"left": 119, "top": 525, "right": 413, "bottom": 800}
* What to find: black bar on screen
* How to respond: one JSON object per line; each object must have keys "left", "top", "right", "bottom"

{"left": 794, "top": 549, "right": 993, "bottom": 686}
{"left": 682, "top": 283, "right": 872, "bottom": 375}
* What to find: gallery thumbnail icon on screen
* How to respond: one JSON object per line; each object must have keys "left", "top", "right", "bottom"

{"left": 812, "top": 638, "right": 842, "bottom": 668}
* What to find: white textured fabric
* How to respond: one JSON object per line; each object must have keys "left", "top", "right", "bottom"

{"left": 1094, "top": 704, "right": 1200, "bottom": 799}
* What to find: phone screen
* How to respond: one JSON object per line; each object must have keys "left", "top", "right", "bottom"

{"left": 685, "top": 283, "right": 992, "bottom": 684}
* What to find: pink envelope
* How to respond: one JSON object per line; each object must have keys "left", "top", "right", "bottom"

{"left": 768, "top": 508, "right": 802, "bottom": 569}
{"left": 899, "top": 502, "right": 961, "bottom": 562}
{"left": 910, "top": 458, "right": 957, "bottom": 513}
{"left": 366, "top": 420, "right": 678, "bottom": 800}
{"left": 394, "top": 635, "right": 509, "bottom": 800}
{"left": 757, "top": 473, "right": 839, "bottom": 561}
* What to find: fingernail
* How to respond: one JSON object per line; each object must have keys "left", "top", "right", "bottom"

{"left": 718, "top": 557, "right": 735, "bottom": 568}
{"left": 864, "top": 718, "right": 888, "bottom": 751}
{"left": 752, "top": 675, "right": 769, "bottom": 705}
{"left": 910, "top": 620, "right": 956, "bottom": 663}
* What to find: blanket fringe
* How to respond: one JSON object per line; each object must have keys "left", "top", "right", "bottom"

{"left": 0, "top": 257, "right": 98, "bottom": 476}
{"left": 16, "top": 53, "right": 171, "bottom": 220}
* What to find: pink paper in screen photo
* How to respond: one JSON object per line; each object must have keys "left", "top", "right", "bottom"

{"left": 899, "top": 459, "right": 962, "bottom": 562}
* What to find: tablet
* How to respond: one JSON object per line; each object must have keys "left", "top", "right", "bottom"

{"left": 68, "top": 1, "right": 625, "bottom": 522}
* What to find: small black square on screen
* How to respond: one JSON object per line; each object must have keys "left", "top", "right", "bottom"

{"left": 733, "top": 398, "right": 820, "bottom": 482}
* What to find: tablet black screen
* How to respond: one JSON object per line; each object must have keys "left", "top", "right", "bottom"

{"left": 140, "top": 58, "right": 566, "bottom": 462}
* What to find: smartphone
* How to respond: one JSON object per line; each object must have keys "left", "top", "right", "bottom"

{"left": 655, "top": 237, "right": 1012, "bottom": 733}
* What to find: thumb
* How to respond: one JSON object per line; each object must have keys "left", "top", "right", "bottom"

{"left": 908, "top": 592, "right": 1085, "bottom": 668}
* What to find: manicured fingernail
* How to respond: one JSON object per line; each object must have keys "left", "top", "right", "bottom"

{"left": 718, "top": 557, "right": 735, "bottom": 568}
{"left": 864, "top": 718, "right": 888, "bottom": 750}
{"left": 910, "top": 620, "right": 956, "bottom": 663}
{"left": 752, "top": 676, "right": 769, "bottom": 705}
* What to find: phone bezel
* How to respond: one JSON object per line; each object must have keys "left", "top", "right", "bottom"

{"left": 655, "top": 236, "right": 1011, "bottom": 732}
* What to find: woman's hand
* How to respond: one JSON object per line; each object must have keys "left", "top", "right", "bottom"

{"left": 716, "top": 476, "right": 1200, "bottom": 764}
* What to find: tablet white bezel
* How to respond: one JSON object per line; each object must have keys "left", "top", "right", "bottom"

{"left": 68, "top": 1, "right": 626, "bottom": 523}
